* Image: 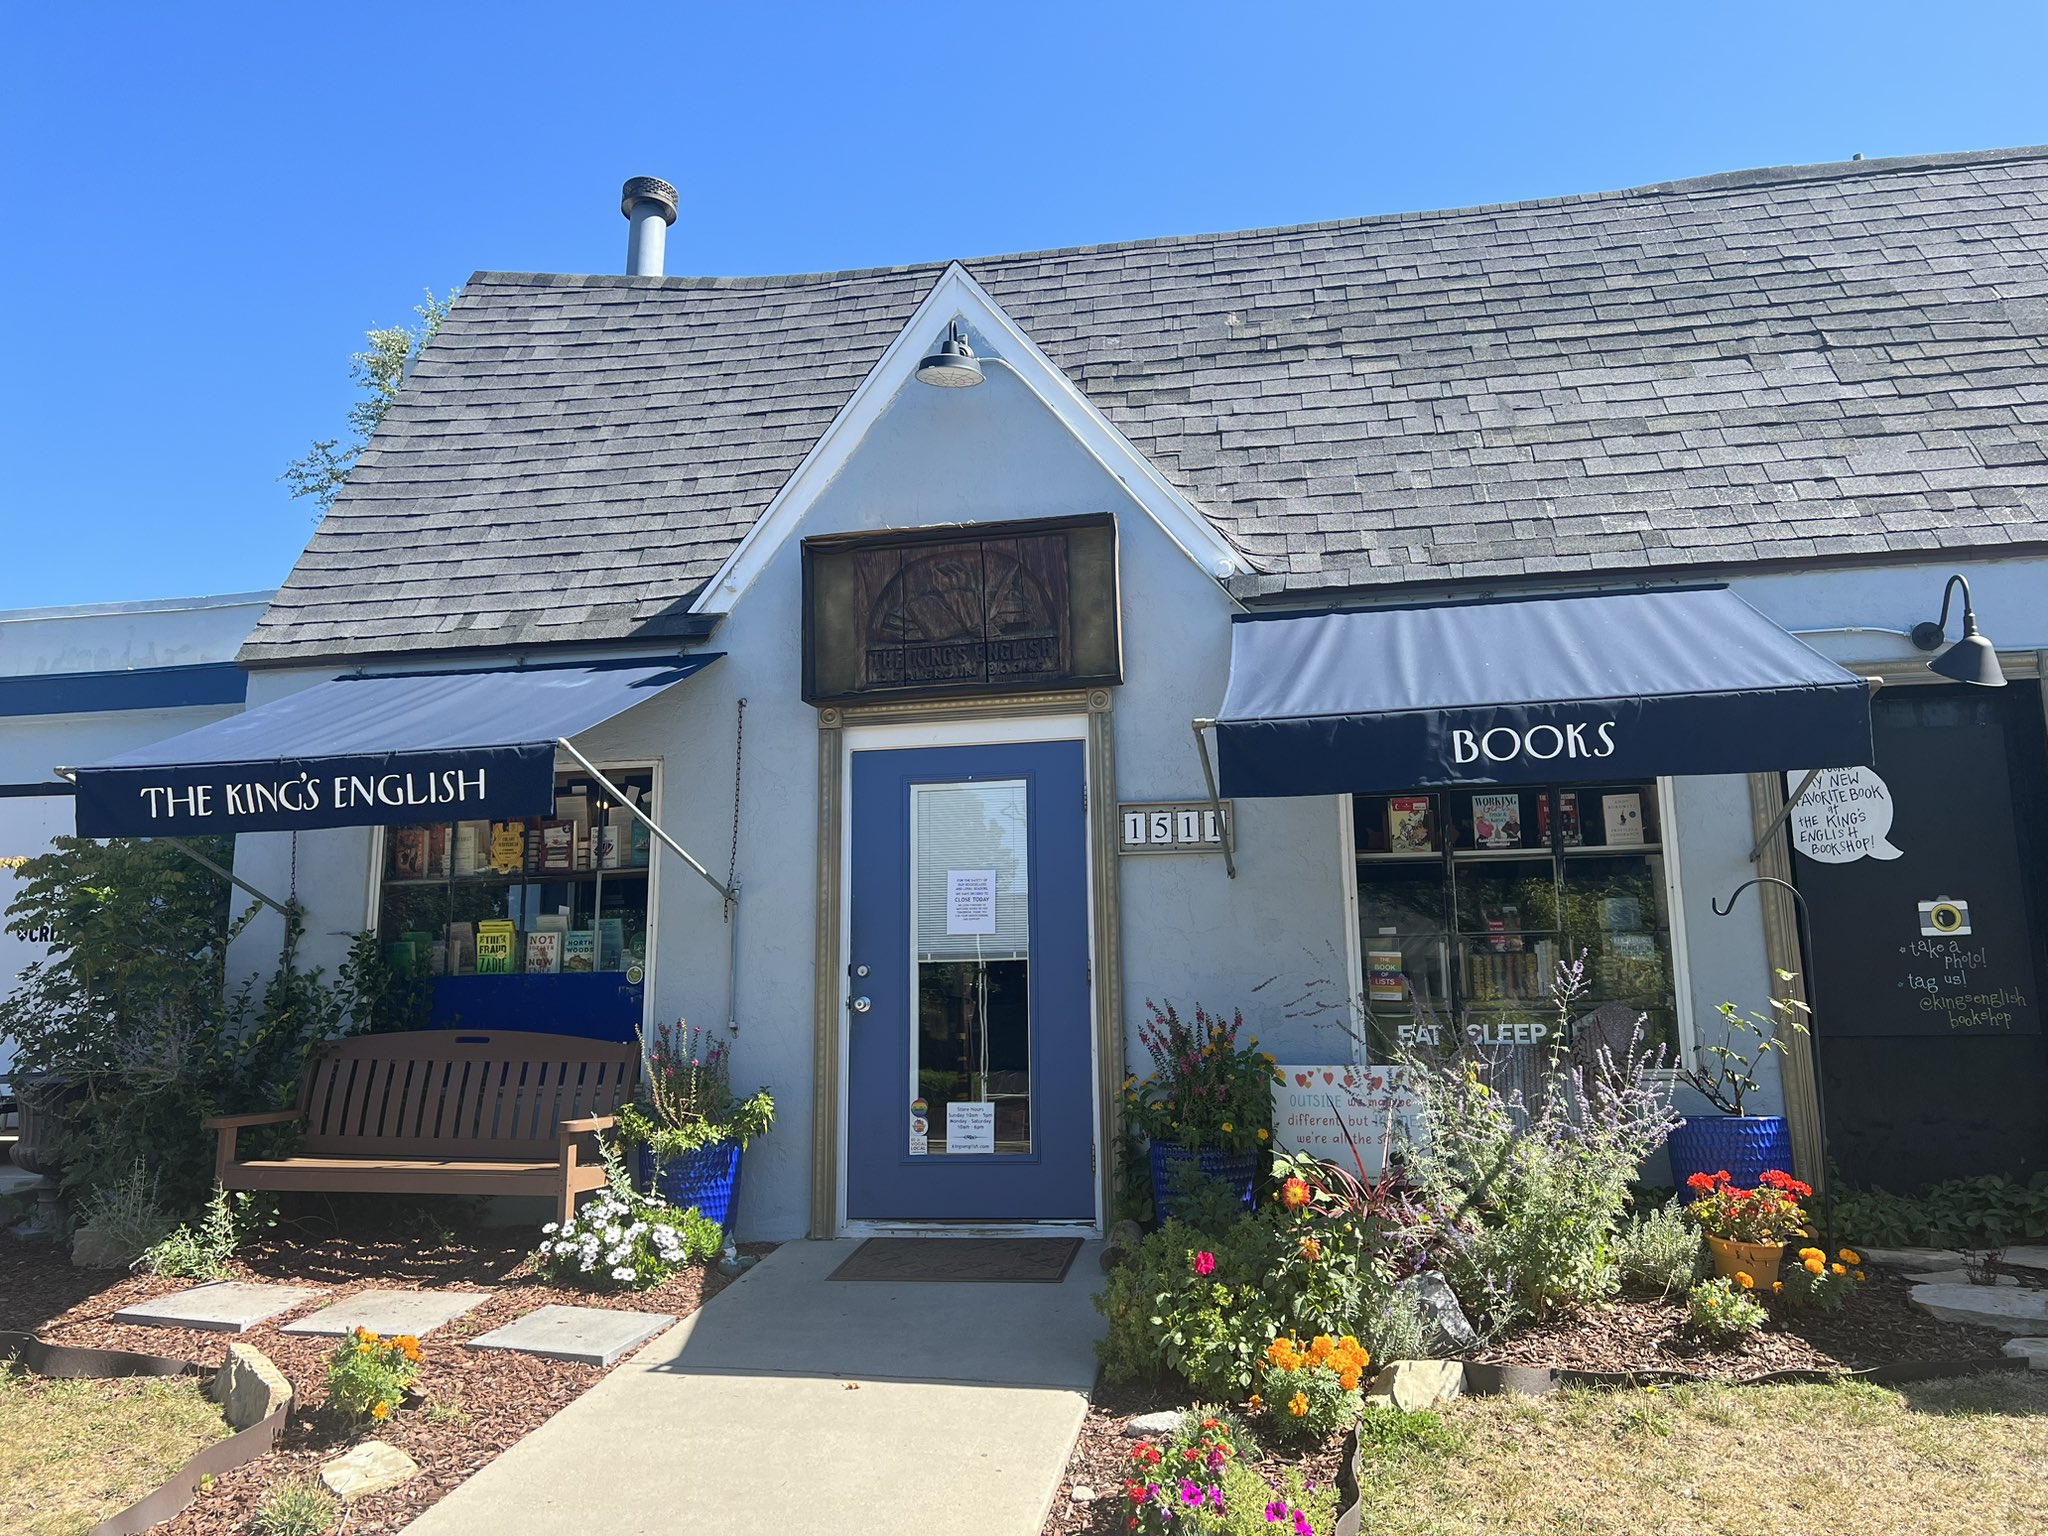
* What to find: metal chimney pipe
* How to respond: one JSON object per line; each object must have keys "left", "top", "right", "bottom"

{"left": 621, "top": 177, "right": 679, "bottom": 277}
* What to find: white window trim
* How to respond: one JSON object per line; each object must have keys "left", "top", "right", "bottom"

{"left": 362, "top": 757, "right": 664, "bottom": 1038}
{"left": 834, "top": 714, "right": 1099, "bottom": 1236}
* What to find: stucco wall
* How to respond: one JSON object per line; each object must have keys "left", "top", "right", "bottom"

{"left": 227, "top": 377, "right": 2048, "bottom": 1230}
{"left": 3, "top": 591, "right": 271, "bottom": 1081}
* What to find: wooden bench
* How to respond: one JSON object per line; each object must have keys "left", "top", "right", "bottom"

{"left": 206, "top": 1031, "right": 639, "bottom": 1225}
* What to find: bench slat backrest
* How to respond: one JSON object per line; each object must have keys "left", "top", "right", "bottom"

{"left": 299, "top": 1031, "right": 639, "bottom": 1160}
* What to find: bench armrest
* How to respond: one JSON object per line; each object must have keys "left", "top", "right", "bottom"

{"left": 203, "top": 1109, "right": 303, "bottom": 1130}
{"left": 557, "top": 1115, "right": 617, "bottom": 1136}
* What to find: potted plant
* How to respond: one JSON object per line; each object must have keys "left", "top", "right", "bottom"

{"left": 616, "top": 1021, "right": 773, "bottom": 1229}
{"left": 1687, "top": 1167, "right": 1811, "bottom": 1284}
{"left": 1667, "top": 986, "right": 1807, "bottom": 1194}
{"left": 1122, "top": 1000, "right": 1278, "bottom": 1222}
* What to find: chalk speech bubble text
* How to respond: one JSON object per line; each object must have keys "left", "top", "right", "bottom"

{"left": 1786, "top": 767, "right": 1903, "bottom": 863}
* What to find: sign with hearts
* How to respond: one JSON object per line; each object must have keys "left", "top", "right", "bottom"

{"left": 1271, "top": 1065, "right": 1423, "bottom": 1173}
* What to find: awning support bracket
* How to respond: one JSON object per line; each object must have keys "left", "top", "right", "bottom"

{"left": 1747, "top": 680, "right": 1886, "bottom": 864}
{"left": 49, "top": 767, "right": 299, "bottom": 919}
{"left": 1189, "top": 719, "right": 1237, "bottom": 880}
{"left": 164, "top": 837, "right": 301, "bottom": 919}
{"left": 1749, "top": 768, "right": 1822, "bottom": 864}
{"left": 554, "top": 738, "right": 739, "bottom": 907}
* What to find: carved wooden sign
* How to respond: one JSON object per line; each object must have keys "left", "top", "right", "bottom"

{"left": 803, "top": 516, "right": 1121, "bottom": 705}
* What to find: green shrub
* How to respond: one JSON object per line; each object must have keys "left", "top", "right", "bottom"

{"left": 251, "top": 1477, "right": 339, "bottom": 1536}
{"left": 324, "top": 1328, "right": 420, "bottom": 1422}
{"left": 73, "top": 1159, "right": 177, "bottom": 1264}
{"left": 141, "top": 1185, "right": 273, "bottom": 1279}
{"left": 0, "top": 837, "right": 421, "bottom": 1215}
{"left": 1614, "top": 1197, "right": 1702, "bottom": 1298}
{"left": 1095, "top": 1216, "right": 1290, "bottom": 1397}
{"left": 1367, "top": 1285, "right": 1434, "bottom": 1364}
{"left": 1831, "top": 1174, "right": 2048, "bottom": 1249}
{"left": 1687, "top": 1277, "right": 1766, "bottom": 1342}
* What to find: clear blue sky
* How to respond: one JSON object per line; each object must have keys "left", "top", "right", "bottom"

{"left": 4, "top": 1, "right": 2043, "bottom": 609}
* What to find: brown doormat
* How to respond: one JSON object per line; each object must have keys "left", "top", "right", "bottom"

{"left": 827, "top": 1237, "right": 1084, "bottom": 1284}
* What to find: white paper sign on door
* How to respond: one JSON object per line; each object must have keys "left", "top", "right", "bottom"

{"left": 1786, "top": 767, "right": 1903, "bottom": 863}
{"left": 945, "top": 868, "right": 998, "bottom": 935}
{"left": 946, "top": 1100, "right": 995, "bottom": 1154}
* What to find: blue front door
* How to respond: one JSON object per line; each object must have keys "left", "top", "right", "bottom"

{"left": 846, "top": 741, "right": 1095, "bottom": 1222}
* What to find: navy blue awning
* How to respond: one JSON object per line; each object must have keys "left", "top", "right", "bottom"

{"left": 71, "top": 656, "right": 720, "bottom": 837}
{"left": 1213, "top": 588, "right": 1872, "bottom": 798}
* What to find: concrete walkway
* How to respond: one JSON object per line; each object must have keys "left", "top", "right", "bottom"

{"left": 403, "top": 1239, "right": 1105, "bottom": 1536}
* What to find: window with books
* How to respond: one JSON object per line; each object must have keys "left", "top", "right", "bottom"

{"left": 1354, "top": 782, "right": 1681, "bottom": 1062}
{"left": 376, "top": 766, "right": 657, "bottom": 1040}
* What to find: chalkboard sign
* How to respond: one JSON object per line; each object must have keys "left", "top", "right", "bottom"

{"left": 1794, "top": 685, "right": 2048, "bottom": 1188}
{"left": 1798, "top": 694, "right": 2042, "bottom": 1038}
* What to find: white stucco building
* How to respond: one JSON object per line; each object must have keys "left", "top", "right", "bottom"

{"left": 67, "top": 150, "right": 2048, "bottom": 1236}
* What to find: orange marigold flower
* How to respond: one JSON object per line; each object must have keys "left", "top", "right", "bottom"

{"left": 1247, "top": 1393, "right": 1263, "bottom": 1412}
{"left": 1735, "top": 1271, "right": 1754, "bottom": 1289}
{"left": 1804, "top": 1256, "right": 1825, "bottom": 1274}
{"left": 1839, "top": 1249, "right": 1862, "bottom": 1265}
{"left": 1831, "top": 1262, "right": 1847, "bottom": 1276}
{"left": 1288, "top": 1391, "right": 1309, "bottom": 1418}
{"left": 1772, "top": 1281, "right": 1784, "bottom": 1294}
{"left": 370, "top": 1400, "right": 391, "bottom": 1420}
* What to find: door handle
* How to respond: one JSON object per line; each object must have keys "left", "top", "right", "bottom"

{"left": 850, "top": 995, "right": 873, "bottom": 1014}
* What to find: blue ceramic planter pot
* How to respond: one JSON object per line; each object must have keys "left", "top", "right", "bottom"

{"left": 636, "top": 1140, "right": 743, "bottom": 1228}
{"left": 1149, "top": 1143, "right": 1258, "bottom": 1223}
{"left": 1667, "top": 1115, "right": 1793, "bottom": 1198}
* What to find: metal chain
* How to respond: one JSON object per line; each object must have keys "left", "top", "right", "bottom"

{"left": 725, "top": 697, "right": 746, "bottom": 924}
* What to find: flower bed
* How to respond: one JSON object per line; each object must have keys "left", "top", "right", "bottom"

{"left": 0, "top": 1220, "right": 768, "bottom": 1536}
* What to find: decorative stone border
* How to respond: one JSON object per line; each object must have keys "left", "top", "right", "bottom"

{"left": 1461, "top": 1353, "right": 2027, "bottom": 1394}
{"left": 0, "top": 1330, "right": 292, "bottom": 1536}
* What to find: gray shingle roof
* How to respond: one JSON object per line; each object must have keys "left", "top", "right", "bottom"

{"left": 243, "top": 146, "right": 2048, "bottom": 663}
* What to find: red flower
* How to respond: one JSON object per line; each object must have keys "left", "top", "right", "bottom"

{"left": 1193, "top": 1250, "right": 1217, "bottom": 1277}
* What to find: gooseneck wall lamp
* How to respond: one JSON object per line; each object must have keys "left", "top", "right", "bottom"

{"left": 1910, "top": 573, "right": 2006, "bottom": 687}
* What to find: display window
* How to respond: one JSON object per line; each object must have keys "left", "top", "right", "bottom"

{"left": 374, "top": 765, "right": 657, "bottom": 1039}
{"left": 1353, "top": 782, "right": 1682, "bottom": 1062}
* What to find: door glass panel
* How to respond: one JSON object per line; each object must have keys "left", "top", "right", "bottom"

{"left": 911, "top": 779, "right": 1031, "bottom": 1155}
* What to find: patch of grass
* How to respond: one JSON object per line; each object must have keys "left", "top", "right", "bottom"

{"left": 1354, "top": 1372, "right": 2048, "bottom": 1535}
{"left": 250, "top": 1476, "right": 339, "bottom": 1536}
{"left": 0, "top": 1363, "right": 231, "bottom": 1536}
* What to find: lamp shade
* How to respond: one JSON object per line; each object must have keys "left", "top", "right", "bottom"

{"left": 1929, "top": 631, "right": 2007, "bottom": 687}
{"left": 914, "top": 327, "right": 984, "bottom": 388}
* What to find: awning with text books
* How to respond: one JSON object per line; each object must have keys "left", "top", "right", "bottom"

{"left": 1206, "top": 586, "right": 1874, "bottom": 799}
{"left": 68, "top": 655, "right": 721, "bottom": 838}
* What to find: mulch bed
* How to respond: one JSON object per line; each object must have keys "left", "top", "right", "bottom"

{"left": 0, "top": 1219, "right": 772, "bottom": 1535}
{"left": 1041, "top": 1259, "right": 2018, "bottom": 1534}
{"left": 1471, "top": 1265, "right": 2015, "bottom": 1382}
{"left": 1041, "top": 1380, "right": 1349, "bottom": 1536}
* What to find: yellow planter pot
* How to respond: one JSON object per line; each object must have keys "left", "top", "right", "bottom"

{"left": 1707, "top": 1235, "right": 1785, "bottom": 1286}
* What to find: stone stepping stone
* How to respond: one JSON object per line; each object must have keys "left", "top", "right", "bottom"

{"left": 465, "top": 1304, "right": 675, "bottom": 1367}
{"left": 280, "top": 1289, "right": 489, "bottom": 1338}
{"left": 115, "top": 1281, "right": 325, "bottom": 1334}
{"left": 1857, "top": 1246, "right": 1963, "bottom": 1272}
{"left": 321, "top": 1440, "right": 419, "bottom": 1499}
{"left": 2001, "top": 1338, "right": 2048, "bottom": 1371}
{"left": 1901, "top": 1268, "right": 2018, "bottom": 1288}
{"left": 1999, "top": 1246, "right": 2048, "bottom": 1272}
{"left": 1908, "top": 1282, "right": 2048, "bottom": 1334}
